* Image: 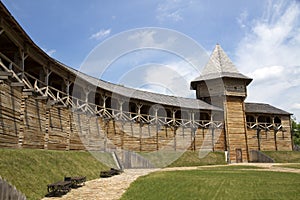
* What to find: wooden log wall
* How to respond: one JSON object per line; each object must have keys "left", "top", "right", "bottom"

{"left": 194, "top": 128, "right": 225, "bottom": 151}
{"left": 22, "top": 95, "right": 46, "bottom": 149}
{"left": 246, "top": 116, "right": 292, "bottom": 151}
{"left": 0, "top": 79, "right": 292, "bottom": 154}
{"left": 69, "top": 113, "right": 89, "bottom": 151}
{"left": 47, "top": 107, "right": 70, "bottom": 150}
{"left": 247, "top": 128, "right": 292, "bottom": 151}
{"left": 278, "top": 116, "right": 293, "bottom": 150}
{"left": 105, "top": 120, "right": 225, "bottom": 152}
{"left": 246, "top": 129, "right": 259, "bottom": 151}
{"left": 225, "top": 96, "right": 248, "bottom": 162}
{"left": 0, "top": 82, "right": 21, "bottom": 148}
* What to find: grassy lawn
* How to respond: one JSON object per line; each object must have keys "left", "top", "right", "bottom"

{"left": 121, "top": 167, "right": 300, "bottom": 200}
{"left": 167, "top": 151, "right": 226, "bottom": 167}
{"left": 263, "top": 151, "right": 300, "bottom": 163}
{"left": 0, "top": 148, "right": 111, "bottom": 200}
{"left": 139, "top": 151, "right": 226, "bottom": 168}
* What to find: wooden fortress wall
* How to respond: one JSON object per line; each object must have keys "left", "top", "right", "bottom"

{"left": 246, "top": 115, "right": 292, "bottom": 151}
{"left": 0, "top": 79, "right": 226, "bottom": 152}
{"left": 0, "top": 78, "right": 292, "bottom": 153}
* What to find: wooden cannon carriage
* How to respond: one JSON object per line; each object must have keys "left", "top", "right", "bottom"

{"left": 47, "top": 176, "right": 86, "bottom": 195}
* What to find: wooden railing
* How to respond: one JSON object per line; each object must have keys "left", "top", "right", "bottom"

{"left": 0, "top": 52, "right": 223, "bottom": 130}
{"left": 246, "top": 122, "right": 283, "bottom": 131}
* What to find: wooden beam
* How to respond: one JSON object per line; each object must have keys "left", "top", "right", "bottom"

{"left": 257, "top": 128, "right": 261, "bottom": 151}
{"left": 274, "top": 129, "right": 278, "bottom": 151}
{"left": 45, "top": 68, "right": 52, "bottom": 86}
{"left": 36, "top": 96, "right": 48, "bottom": 100}
{"left": 1, "top": 20, "right": 24, "bottom": 49}
{"left": 0, "top": 71, "right": 12, "bottom": 76}
{"left": 11, "top": 82, "right": 24, "bottom": 87}
{"left": 0, "top": 70, "right": 12, "bottom": 80}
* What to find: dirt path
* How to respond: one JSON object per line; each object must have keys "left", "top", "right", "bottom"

{"left": 230, "top": 163, "right": 300, "bottom": 173}
{"left": 42, "top": 168, "right": 159, "bottom": 200}
{"left": 41, "top": 163, "right": 300, "bottom": 200}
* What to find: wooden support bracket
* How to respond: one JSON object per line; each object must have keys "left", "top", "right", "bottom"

{"left": 0, "top": 71, "right": 12, "bottom": 80}
{"left": 11, "top": 82, "right": 24, "bottom": 87}
{"left": 22, "top": 91, "right": 32, "bottom": 96}
{"left": 23, "top": 88, "right": 35, "bottom": 92}
{"left": 0, "top": 75, "right": 8, "bottom": 80}
{"left": 36, "top": 95, "right": 48, "bottom": 100}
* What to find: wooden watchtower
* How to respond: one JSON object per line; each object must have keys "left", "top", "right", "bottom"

{"left": 191, "top": 44, "right": 253, "bottom": 163}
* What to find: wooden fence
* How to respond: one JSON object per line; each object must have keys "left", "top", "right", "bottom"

{"left": 0, "top": 177, "right": 26, "bottom": 200}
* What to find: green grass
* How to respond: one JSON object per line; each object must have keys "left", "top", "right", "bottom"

{"left": 167, "top": 151, "right": 226, "bottom": 167}
{"left": 263, "top": 151, "right": 300, "bottom": 163}
{"left": 139, "top": 151, "right": 226, "bottom": 168}
{"left": 0, "top": 148, "right": 111, "bottom": 200}
{"left": 121, "top": 168, "right": 300, "bottom": 200}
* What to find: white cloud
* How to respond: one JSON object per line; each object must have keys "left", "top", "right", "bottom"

{"left": 90, "top": 29, "right": 111, "bottom": 40}
{"left": 237, "top": 10, "right": 248, "bottom": 29}
{"left": 42, "top": 48, "right": 56, "bottom": 56}
{"left": 235, "top": 0, "right": 300, "bottom": 120}
{"left": 246, "top": 65, "right": 284, "bottom": 82}
{"left": 156, "top": 0, "right": 190, "bottom": 23}
{"left": 142, "top": 60, "right": 197, "bottom": 98}
{"left": 292, "top": 103, "right": 300, "bottom": 110}
{"left": 113, "top": 59, "right": 198, "bottom": 99}
{"left": 236, "top": 1, "right": 300, "bottom": 70}
{"left": 128, "top": 30, "right": 159, "bottom": 47}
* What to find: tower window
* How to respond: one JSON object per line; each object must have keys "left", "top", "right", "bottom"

{"left": 246, "top": 115, "right": 255, "bottom": 123}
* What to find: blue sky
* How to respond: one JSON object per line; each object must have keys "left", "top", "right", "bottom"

{"left": 2, "top": 0, "right": 300, "bottom": 121}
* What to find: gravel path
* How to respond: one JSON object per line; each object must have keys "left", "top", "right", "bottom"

{"left": 41, "top": 163, "right": 300, "bottom": 200}
{"left": 42, "top": 169, "right": 159, "bottom": 200}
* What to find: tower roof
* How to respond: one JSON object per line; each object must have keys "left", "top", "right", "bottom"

{"left": 191, "top": 44, "right": 252, "bottom": 88}
{"left": 202, "top": 44, "right": 239, "bottom": 75}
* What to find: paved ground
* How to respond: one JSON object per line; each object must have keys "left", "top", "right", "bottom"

{"left": 41, "top": 163, "right": 300, "bottom": 200}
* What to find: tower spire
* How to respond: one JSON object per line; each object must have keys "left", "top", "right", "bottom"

{"left": 202, "top": 44, "right": 239, "bottom": 75}
{"left": 191, "top": 44, "right": 252, "bottom": 88}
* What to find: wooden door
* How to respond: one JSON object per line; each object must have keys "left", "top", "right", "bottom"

{"left": 236, "top": 148, "right": 242, "bottom": 163}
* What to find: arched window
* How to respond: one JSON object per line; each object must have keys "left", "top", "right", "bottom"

{"left": 181, "top": 111, "right": 189, "bottom": 120}
{"left": 166, "top": 109, "right": 172, "bottom": 119}
{"left": 157, "top": 107, "right": 167, "bottom": 118}
{"left": 274, "top": 116, "right": 281, "bottom": 124}
{"left": 175, "top": 110, "right": 181, "bottom": 119}
{"left": 49, "top": 72, "right": 65, "bottom": 92}
{"left": 200, "top": 112, "right": 210, "bottom": 121}
{"left": 246, "top": 115, "right": 255, "bottom": 123}
{"left": 129, "top": 102, "right": 136, "bottom": 113}
{"left": 140, "top": 105, "right": 150, "bottom": 115}
{"left": 257, "top": 115, "right": 271, "bottom": 123}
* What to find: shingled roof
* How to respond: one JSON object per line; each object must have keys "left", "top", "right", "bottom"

{"left": 245, "top": 103, "right": 292, "bottom": 115}
{"left": 57, "top": 61, "right": 222, "bottom": 111}
{"left": 191, "top": 44, "right": 252, "bottom": 88}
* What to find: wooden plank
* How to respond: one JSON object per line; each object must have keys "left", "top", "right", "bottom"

{"left": 0, "top": 71, "right": 12, "bottom": 76}
{"left": 10, "top": 82, "right": 24, "bottom": 87}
